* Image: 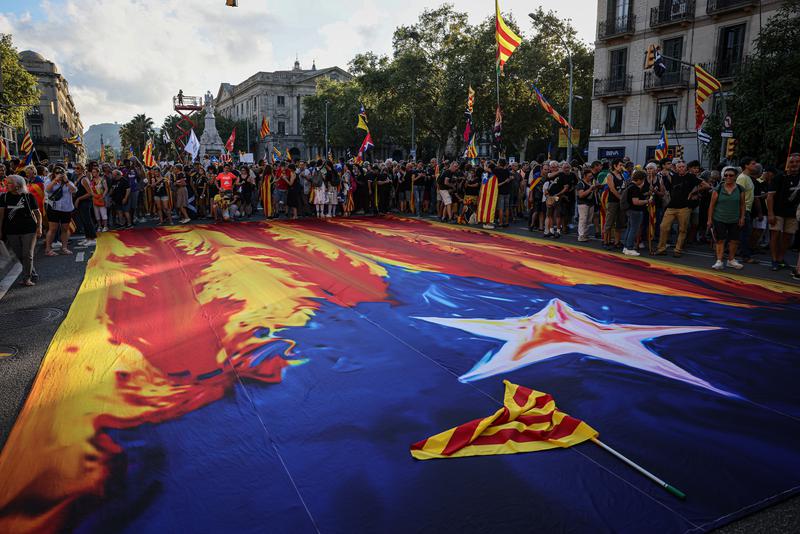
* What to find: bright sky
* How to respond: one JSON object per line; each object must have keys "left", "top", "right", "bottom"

{"left": 0, "top": 0, "right": 597, "bottom": 128}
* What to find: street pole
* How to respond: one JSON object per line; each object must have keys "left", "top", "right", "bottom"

{"left": 561, "top": 35, "right": 574, "bottom": 163}
{"left": 324, "top": 101, "right": 329, "bottom": 159}
{"left": 411, "top": 110, "right": 415, "bottom": 160}
{"left": 246, "top": 117, "right": 250, "bottom": 155}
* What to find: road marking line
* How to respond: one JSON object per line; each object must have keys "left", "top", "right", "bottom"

{"left": 0, "top": 262, "right": 23, "bottom": 301}
{"left": 76, "top": 252, "right": 85, "bottom": 262}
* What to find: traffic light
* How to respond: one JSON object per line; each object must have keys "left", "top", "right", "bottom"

{"left": 726, "top": 138, "right": 737, "bottom": 160}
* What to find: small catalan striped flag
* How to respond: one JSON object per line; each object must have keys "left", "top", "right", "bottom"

{"left": 477, "top": 172, "right": 499, "bottom": 225}
{"left": 20, "top": 131, "right": 33, "bottom": 155}
{"left": 495, "top": 0, "right": 522, "bottom": 74}
{"left": 260, "top": 117, "right": 270, "bottom": 138}
{"left": 142, "top": 139, "right": 156, "bottom": 167}
{"left": 532, "top": 85, "right": 572, "bottom": 130}
{"left": 694, "top": 65, "right": 721, "bottom": 130}
{"left": 464, "top": 132, "right": 478, "bottom": 159}
{"left": 0, "top": 138, "right": 10, "bottom": 161}
{"left": 410, "top": 381, "right": 598, "bottom": 459}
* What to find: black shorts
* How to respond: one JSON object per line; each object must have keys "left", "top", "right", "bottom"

{"left": 46, "top": 207, "right": 72, "bottom": 224}
{"left": 713, "top": 221, "right": 741, "bottom": 242}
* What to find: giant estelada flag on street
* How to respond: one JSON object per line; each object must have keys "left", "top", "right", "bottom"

{"left": 0, "top": 216, "right": 799, "bottom": 534}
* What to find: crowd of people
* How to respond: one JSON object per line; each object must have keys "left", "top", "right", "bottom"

{"left": 1, "top": 151, "right": 799, "bottom": 288}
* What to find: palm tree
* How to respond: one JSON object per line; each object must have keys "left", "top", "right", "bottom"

{"left": 119, "top": 114, "right": 155, "bottom": 158}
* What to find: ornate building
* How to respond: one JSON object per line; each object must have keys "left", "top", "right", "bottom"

{"left": 19, "top": 50, "right": 84, "bottom": 163}
{"left": 214, "top": 59, "right": 350, "bottom": 160}
{"left": 588, "top": 0, "right": 782, "bottom": 164}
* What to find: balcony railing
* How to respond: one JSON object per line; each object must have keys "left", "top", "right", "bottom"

{"left": 699, "top": 56, "right": 750, "bottom": 81}
{"left": 598, "top": 14, "right": 636, "bottom": 40}
{"left": 594, "top": 75, "right": 633, "bottom": 97}
{"left": 650, "top": 0, "right": 695, "bottom": 28}
{"left": 707, "top": 0, "right": 758, "bottom": 15}
{"left": 644, "top": 66, "right": 692, "bottom": 91}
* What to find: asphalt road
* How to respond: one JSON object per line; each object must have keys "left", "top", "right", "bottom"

{"left": 0, "top": 214, "right": 797, "bottom": 533}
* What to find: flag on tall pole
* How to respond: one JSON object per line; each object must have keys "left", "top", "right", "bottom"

{"left": 0, "top": 138, "right": 10, "bottom": 161}
{"left": 142, "top": 139, "right": 156, "bottom": 167}
{"left": 532, "top": 85, "right": 573, "bottom": 130}
{"left": 694, "top": 65, "right": 721, "bottom": 130}
{"left": 356, "top": 132, "right": 374, "bottom": 163}
{"left": 493, "top": 106, "right": 503, "bottom": 148}
{"left": 225, "top": 128, "right": 236, "bottom": 153}
{"left": 465, "top": 133, "right": 478, "bottom": 159}
{"left": 357, "top": 104, "right": 370, "bottom": 133}
{"left": 463, "top": 86, "right": 475, "bottom": 143}
{"left": 20, "top": 131, "right": 33, "bottom": 155}
{"left": 786, "top": 96, "right": 800, "bottom": 170}
{"left": 64, "top": 134, "right": 83, "bottom": 147}
{"left": 260, "top": 117, "right": 271, "bottom": 138}
{"left": 655, "top": 126, "right": 669, "bottom": 161}
{"left": 184, "top": 130, "right": 200, "bottom": 162}
{"left": 495, "top": 0, "right": 522, "bottom": 74}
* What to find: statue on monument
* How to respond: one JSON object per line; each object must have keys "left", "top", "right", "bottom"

{"left": 199, "top": 89, "right": 224, "bottom": 158}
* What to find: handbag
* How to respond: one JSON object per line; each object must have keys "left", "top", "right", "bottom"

{"left": 50, "top": 183, "right": 64, "bottom": 202}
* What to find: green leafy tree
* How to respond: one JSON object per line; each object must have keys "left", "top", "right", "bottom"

{"left": 727, "top": 0, "right": 800, "bottom": 164}
{"left": 0, "top": 34, "right": 40, "bottom": 129}
{"left": 119, "top": 114, "right": 155, "bottom": 158}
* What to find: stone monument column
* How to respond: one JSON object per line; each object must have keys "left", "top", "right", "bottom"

{"left": 199, "top": 91, "right": 225, "bottom": 159}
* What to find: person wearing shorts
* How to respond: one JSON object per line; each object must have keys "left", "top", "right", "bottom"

{"left": 767, "top": 153, "right": 800, "bottom": 271}
{"left": 43, "top": 168, "right": 77, "bottom": 256}
{"left": 708, "top": 166, "right": 745, "bottom": 270}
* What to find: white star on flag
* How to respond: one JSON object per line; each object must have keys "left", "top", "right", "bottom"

{"left": 416, "top": 299, "right": 735, "bottom": 397}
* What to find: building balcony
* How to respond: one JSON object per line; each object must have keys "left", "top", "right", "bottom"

{"left": 706, "top": 0, "right": 758, "bottom": 16}
{"left": 699, "top": 56, "right": 750, "bottom": 81}
{"left": 644, "top": 66, "right": 691, "bottom": 91}
{"left": 650, "top": 0, "right": 695, "bottom": 29}
{"left": 594, "top": 75, "right": 633, "bottom": 98}
{"left": 598, "top": 14, "right": 636, "bottom": 41}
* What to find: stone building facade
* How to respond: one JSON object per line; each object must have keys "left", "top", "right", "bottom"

{"left": 19, "top": 50, "right": 84, "bottom": 163}
{"left": 214, "top": 60, "right": 351, "bottom": 161}
{"left": 588, "top": 0, "right": 782, "bottom": 164}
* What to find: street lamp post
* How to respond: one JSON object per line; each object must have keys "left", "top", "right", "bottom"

{"left": 324, "top": 101, "right": 330, "bottom": 159}
{"left": 411, "top": 110, "right": 416, "bottom": 160}
{"left": 530, "top": 14, "right": 574, "bottom": 163}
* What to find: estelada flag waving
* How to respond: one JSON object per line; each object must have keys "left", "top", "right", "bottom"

{"left": 410, "top": 381, "right": 598, "bottom": 459}
{"left": 225, "top": 128, "right": 236, "bottom": 152}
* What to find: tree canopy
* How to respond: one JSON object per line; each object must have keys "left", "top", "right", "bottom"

{"left": 721, "top": 0, "right": 800, "bottom": 164}
{"left": 0, "top": 34, "right": 40, "bottom": 129}
{"left": 301, "top": 4, "right": 593, "bottom": 162}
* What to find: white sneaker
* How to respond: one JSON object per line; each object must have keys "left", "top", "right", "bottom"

{"left": 623, "top": 248, "right": 640, "bottom": 256}
{"left": 82, "top": 239, "right": 96, "bottom": 247}
{"left": 712, "top": 260, "right": 725, "bottom": 270}
{"left": 180, "top": 218, "right": 191, "bottom": 224}
{"left": 102, "top": 226, "right": 109, "bottom": 232}
{"left": 726, "top": 259, "right": 744, "bottom": 270}
{"left": 638, "top": 242, "right": 645, "bottom": 249}
{"left": 52, "top": 241, "right": 62, "bottom": 250}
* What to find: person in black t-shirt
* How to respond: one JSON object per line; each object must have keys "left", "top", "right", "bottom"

{"left": 622, "top": 170, "right": 652, "bottom": 256}
{"left": 767, "top": 153, "right": 800, "bottom": 271}
{"left": 0, "top": 175, "right": 42, "bottom": 286}
{"left": 494, "top": 159, "right": 512, "bottom": 227}
{"left": 655, "top": 160, "right": 709, "bottom": 257}
{"left": 438, "top": 162, "right": 459, "bottom": 222}
{"left": 576, "top": 167, "right": 599, "bottom": 241}
{"left": 549, "top": 162, "right": 577, "bottom": 237}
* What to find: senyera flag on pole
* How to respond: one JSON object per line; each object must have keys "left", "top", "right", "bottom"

{"left": 225, "top": 128, "right": 236, "bottom": 153}
{"left": 411, "top": 381, "right": 597, "bottom": 459}
{"left": 410, "top": 380, "right": 687, "bottom": 500}
{"left": 260, "top": 117, "right": 270, "bottom": 138}
{"left": 495, "top": 0, "right": 522, "bottom": 73}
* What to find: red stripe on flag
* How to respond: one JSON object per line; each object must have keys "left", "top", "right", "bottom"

{"left": 470, "top": 416, "right": 582, "bottom": 446}
{"left": 513, "top": 385, "right": 531, "bottom": 407}
{"left": 496, "top": 23, "right": 521, "bottom": 47}
{"left": 441, "top": 417, "right": 485, "bottom": 455}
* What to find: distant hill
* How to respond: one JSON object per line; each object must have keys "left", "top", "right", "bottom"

{"left": 83, "top": 123, "right": 122, "bottom": 157}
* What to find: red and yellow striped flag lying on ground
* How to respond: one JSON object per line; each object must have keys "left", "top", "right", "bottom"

{"left": 410, "top": 381, "right": 598, "bottom": 459}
